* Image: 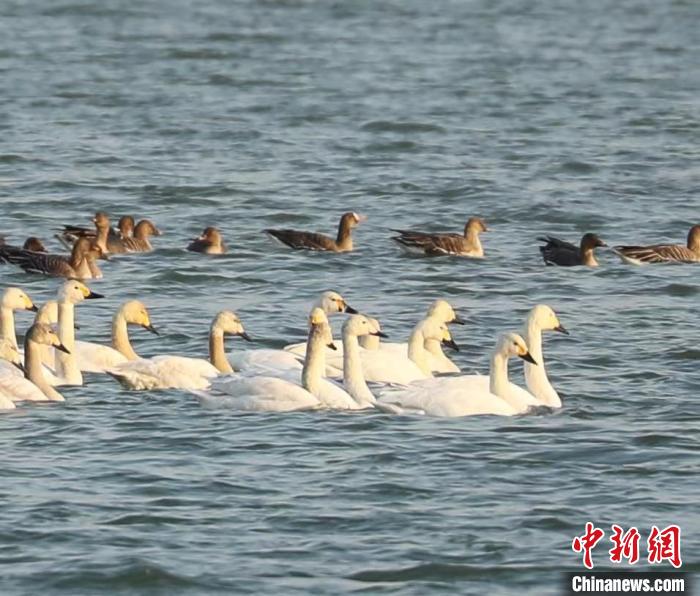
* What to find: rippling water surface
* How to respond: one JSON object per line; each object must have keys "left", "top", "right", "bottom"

{"left": 1, "top": 0, "right": 699, "bottom": 593}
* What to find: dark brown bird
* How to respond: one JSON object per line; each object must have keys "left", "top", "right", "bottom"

{"left": 0, "top": 237, "right": 106, "bottom": 279}
{"left": 538, "top": 233, "right": 607, "bottom": 267}
{"left": 187, "top": 227, "right": 226, "bottom": 255}
{"left": 613, "top": 225, "right": 700, "bottom": 264}
{"left": 22, "top": 237, "right": 47, "bottom": 252}
{"left": 265, "top": 212, "right": 365, "bottom": 252}
{"left": 392, "top": 217, "right": 489, "bottom": 257}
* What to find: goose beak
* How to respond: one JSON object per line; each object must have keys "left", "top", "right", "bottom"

{"left": 442, "top": 338, "right": 459, "bottom": 352}
{"left": 144, "top": 324, "right": 159, "bottom": 335}
{"left": 452, "top": 312, "right": 466, "bottom": 325}
{"left": 519, "top": 351, "right": 537, "bottom": 365}
{"left": 86, "top": 291, "right": 104, "bottom": 300}
{"left": 27, "top": 305, "right": 39, "bottom": 312}
{"left": 371, "top": 330, "right": 388, "bottom": 338}
{"left": 343, "top": 304, "right": 358, "bottom": 314}
{"left": 554, "top": 324, "right": 569, "bottom": 335}
{"left": 13, "top": 361, "right": 25, "bottom": 373}
{"left": 55, "top": 343, "right": 71, "bottom": 354}
{"left": 355, "top": 214, "right": 367, "bottom": 223}
{"left": 327, "top": 342, "right": 338, "bottom": 350}
{"left": 239, "top": 331, "right": 253, "bottom": 342}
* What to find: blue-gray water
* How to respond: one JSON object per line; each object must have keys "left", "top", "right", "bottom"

{"left": 1, "top": 0, "right": 699, "bottom": 594}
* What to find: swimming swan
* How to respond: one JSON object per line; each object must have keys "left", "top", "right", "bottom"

{"left": 73, "top": 300, "right": 159, "bottom": 373}
{"left": 107, "top": 311, "right": 249, "bottom": 390}
{"left": 0, "top": 287, "right": 38, "bottom": 348}
{"left": 377, "top": 332, "right": 538, "bottom": 417}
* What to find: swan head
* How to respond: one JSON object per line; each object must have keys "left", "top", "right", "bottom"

{"left": 212, "top": 310, "right": 251, "bottom": 341}
{"left": 1, "top": 287, "right": 37, "bottom": 312}
{"left": 35, "top": 301, "right": 59, "bottom": 325}
{"left": 497, "top": 332, "right": 537, "bottom": 365}
{"left": 135, "top": 219, "right": 162, "bottom": 237}
{"left": 27, "top": 323, "right": 70, "bottom": 353}
{"left": 427, "top": 299, "right": 465, "bottom": 325}
{"left": 342, "top": 314, "right": 388, "bottom": 339}
{"left": 315, "top": 291, "right": 358, "bottom": 315}
{"left": 417, "top": 318, "right": 459, "bottom": 351}
{"left": 120, "top": 300, "right": 158, "bottom": 334}
{"left": 528, "top": 305, "right": 569, "bottom": 335}
{"left": 465, "top": 217, "right": 488, "bottom": 235}
{"left": 0, "top": 337, "right": 23, "bottom": 370}
{"left": 58, "top": 280, "right": 104, "bottom": 304}
{"left": 309, "top": 307, "right": 335, "bottom": 349}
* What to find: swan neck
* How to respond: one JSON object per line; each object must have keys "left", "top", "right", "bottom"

{"left": 209, "top": 329, "right": 233, "bottom": 374}
{"left": 0, "top": 307, "right": 17, "bottom": 349}
{"left": 424, "top": 338, "right": 445, "bottom": 358}
{"left": 342, "top": 333, "right": 375, "bottom": 406}
{"left": 112, "top": 311, "right": 139, "bottom": 360}
{"left": 523, "top": 322, "right": 560, "bottom": 407}
{"left": 24, "top": 335, "right": 64, "bottom": 400}
{"left": 56, "top": 300, "right": 82, "bottom": 385}
{"left": 407, "top": 325, "right": 432, "bottom": 375}
{"left": 359, "top": 334, "right": 380, "bottom": 350}
{"left": 302, "top": 327, "right": 326, "bottom": 395}
{"left": 489, "top": 351, "right": 511, "bottom": 401}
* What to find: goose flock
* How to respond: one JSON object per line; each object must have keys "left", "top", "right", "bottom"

{"left": 0, "top": 210, "right": 697, "bottom": 417}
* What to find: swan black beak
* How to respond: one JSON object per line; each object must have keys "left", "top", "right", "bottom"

{"left": 519, "top": 351, "right": 538, "bottom": 365}
{"left": 144, "top": 324, "right": 159, "bottom": 335}
{"left": 343, "top": 304, "right": 358, "bottom": 314}
{"left": 13, "top": 361, "right": 25, "bottom": 373}
{"left": 554, "top": 324, "right": 569, "bottom": 335}
{"left": 55, "top": 343, "right": 71, "bottom": 354}
{"left": 442, "top": 338, "right": 459, "bottom": 352}
{"left": 86, "top": 291, "right": 104, "bottom": 299}
{"left": 27, "top": 305, "right": 39, "bottom": 312}
{"left": 239, "top": 331, "right": 253, "bottom": 342}
{"left": 371, "top": 330, "right": 388, "bottom": 338}
{"left": 452, "top": 312, "right": 466, "bottom": 325}
{"left": 327, "top": 342, "right": 338, "bottom": 351}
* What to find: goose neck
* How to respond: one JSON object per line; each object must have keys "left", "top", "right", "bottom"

{"left": 336, "top": 221, "right": 353, "bottom": 251}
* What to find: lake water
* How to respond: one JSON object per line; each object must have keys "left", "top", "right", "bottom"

{"left": 1, "top": 0, "right": 698, "bottom": 594}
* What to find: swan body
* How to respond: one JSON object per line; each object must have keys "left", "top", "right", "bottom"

{"left": 378, "top": 332, "right": 538, "bottom": 417}
{"left": 108, "top": 311, "right": 248, "bottom": 390}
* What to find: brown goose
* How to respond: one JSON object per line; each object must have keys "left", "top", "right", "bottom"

{"left": 538, "top": 233, "right": 607, "bottom": 267}
{"left": 613, "top": 225, "right": 700, "bottom": 264}
{"left": 187, "top": 227, "right": 226, "bottom": 254}
{"left": 0, "top": 237, "right": 105, "bottom": 279}
{"left": 265, "top": 212, "right": 365, "bottom": 252}
{"left": 121, "top": 220, "right": 162, "bottom": 252}
{"left": 60, "top": 213, "right": 136, "bottom": 254}
{"left": 392, "top": 217, "right": 488, "bottom": 257}
{"left": 23, "top": 237, "right": 47, "bottom": 252}
{"left": 0, "top": 237, "right": 47, "bottom": 263}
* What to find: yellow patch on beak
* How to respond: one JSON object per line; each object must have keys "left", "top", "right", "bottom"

{"left": 79, "top": 284, "right": 91, "bottom": 297}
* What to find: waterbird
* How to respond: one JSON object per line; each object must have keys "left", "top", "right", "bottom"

{"left": 265, "top": 212, "right": 365, "bottom": 252}
{"left": 392, "top": 217, "right": 488, "bottom": 257}
{"left": 613, "top": 225, "right": 700, "bottom": 264}
{"left": 538, "top": 233, "right": 607, "bottom": 266}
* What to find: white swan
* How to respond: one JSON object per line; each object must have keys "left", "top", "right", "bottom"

{"left": 107, "top": 311, "right": 249, "bottom": 390}
{"left": 73, "top": 300, "right": 159, "bottom": 373}
{"left": 286, "top": 298, "right": 464, "bottom": 375}
{"left": 52, "top": 280, "right": 104, "bottom": 386}
{"left": 0, "top": 323, "right": 70, "bottom": 403}
{"left": 377, "top": 332, "right": 538, "bottom": 417}
{"left": 199, "top": 313, "right": 384, "bottom": 411}
{"left": 231, "top": 290, "right": 356, "bottom": 374}
{"left": 0, "top": 287, "right": 38, "bottom": 349}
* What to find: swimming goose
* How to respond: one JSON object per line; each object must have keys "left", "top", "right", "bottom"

{"left": 538, "top": 233, "right": 607, "bottom": 267}
{"left": 61, "top": 213, "right": 136, "bottom": 254}
{"left": 0, "top": 323, "right": 70, "bottom": 403}
{"left": 265, "top": 212, "right": 366, "bottom": 252}
{"left": 107, "top": 311, "right": 249, "bottom": 390}
{"left": 53, "top": 281, "right": 104, "bottom": 386}
{"left": 73, "top": 300, "right": 159, "bottom": 373}
{"left": 378, "top": 332, "right": 538, "bottom": 417}
{"left": 0, "top": 288, "right": 38, "bottom": 349}
{"left": 187, "top": 227, "right": 226, "bottom": 254}
{"left": 392, "top": 217, "right": 488, "bottom": 257}
{"left": 119, "top": 220, "right": 161, "bottom": 252}
{"left": 23, "top": 237, "right": 47, "bottom": 252}
{"left": 613, "top": 225, "right": 700, "bottom": 264}
{"left": 0, "top": 237, "right": 105, "bottom": 279}
{"left": 201, "top": 314, "right": 384, "bottom": 411}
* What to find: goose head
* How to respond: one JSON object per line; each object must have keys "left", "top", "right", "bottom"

{"left": 315, "top": 291, "right": 358, "bottom": 315}
{"left": 340, "top": 212, "right": 366, "bottom": 230}
{"left": 0, "top": 337, "right": 23, "bottom": 371}
{"left": 118, "top": 216, "right": 135, "bottom": 237}
{"left": 93, "top": 211, "right": 110, "bottom": 230}
{"left": 580, "top": 233, "right": 607, "bottom": 251}
{"left": 496, "top": 332, "right": 537, "bottom": 364}
{"left": 58, "top": 280, "right": 103, "bottom": 304}
{"left": 687, "top": 224, "right": 700, "bottom": 252}
{"left": 309, "top": 307, "right": 336, "bottom": 349}
{"left": 23, "top": 237, "right": 46, "bottom": 252}
{"left": 27, "top": 323, "right": 70, "bottom": 353}
{"left": 120, "top": 300, "right": 158, "bottom": 334}
{"left": 211, "top": 310, "right": 251, "bottom": 341}
{"left": 465, "top": 217, "right": 488, "bottom": 235}
{"left": 2, "top": 288, "right": 37, "bottom": 312}
{"left": 135, "top": 220, "right": 162, "bottom": 238}
{"left": 417, "top": 318, "right": 459, "bottom": 351}
{"left": 73, "top": 237, "right": 107, "bottom": 261}
{"left": 528, "top": 304, "right": 568, "bottom": 335}
{"left": 199, "top": 227, "right": 223, "bottom": 244}
{"left": 342, "top": 314, "right": 388, "bottom": 340}
{"left": 427, "top": 299, "right": 465, "bottom": 325}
